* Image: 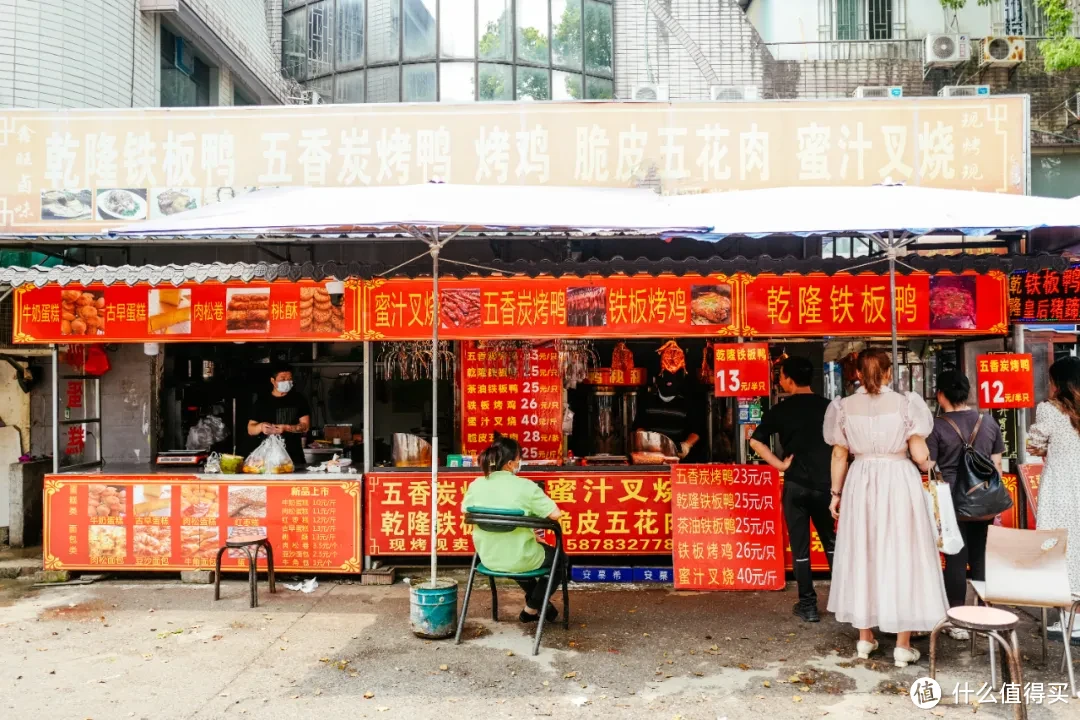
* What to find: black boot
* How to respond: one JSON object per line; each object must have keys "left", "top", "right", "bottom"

{"left": 792, "top": 602, "right": 820, "bottom": 623}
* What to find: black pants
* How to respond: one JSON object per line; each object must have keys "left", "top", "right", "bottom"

{"left": 783, "top": 482, "right": 836, "bottom": 607}
{"left": 943, "top": 519, "right": 991, "bottom": 608}
{"left": 515, "top": 544, "right": 562, "bottom": 611}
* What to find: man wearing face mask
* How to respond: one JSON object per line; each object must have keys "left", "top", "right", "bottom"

{"left": 634, "top": 368, "right": 705, "bottom": 463}
{"left": 248, "top": 363, "right": 311, "bottom": 469}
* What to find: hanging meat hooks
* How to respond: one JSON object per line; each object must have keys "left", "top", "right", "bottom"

{"left": 377, "top": 341, "right": 456, "bottom": 381}
{"left": 554, "top": 339, "right": 599, "bottom": 389}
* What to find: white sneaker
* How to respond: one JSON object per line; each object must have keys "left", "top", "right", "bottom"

{"left": 894, "top": 646, "right": 921, "bottom": 668}
{"left": 945, "top": 627, "right": 970, "bottom": 641}
{"left": 1047, "top": 621, "right": 1080, "bottom": 638}
{"left": 856, "top": 639, "right": 879, "bottom": 659}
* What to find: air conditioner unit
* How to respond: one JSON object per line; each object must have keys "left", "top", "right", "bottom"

{"left": 938, "top": 85, "right": 991, "bottom": 98}
{"left": 308, "top": 90, "right": 325, "bottom": 105}
{"left": 853, "top": 86, "right": 903, "bottom": 99}
{"left": 924, "top": 33, "right": 970, "bottom": 68}
{"left": 981, "top": 36, "right": 1025, "bottom": 67}
{"left": 633, "top": 84, "right": 669, "bottom": 101}
{"left": 710, "top": 85, "right": 759, "bottom": 101}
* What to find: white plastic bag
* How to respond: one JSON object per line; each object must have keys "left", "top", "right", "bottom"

{"left": 924, "top": 470, "right": 964, "bottom": 556}
{"left": 243, "top": 435, "right": 294, "bottom": 474}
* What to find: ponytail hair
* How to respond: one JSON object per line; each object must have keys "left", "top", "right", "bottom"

{"left": 479, "top": 432, "right": 522, "bottom": 477}
{"left": 857, "top": 348, "right": 892, "bottom": 395}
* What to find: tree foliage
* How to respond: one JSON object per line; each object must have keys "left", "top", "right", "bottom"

{"left": 939, "top": 0, "right": 1080, "bottom": 71}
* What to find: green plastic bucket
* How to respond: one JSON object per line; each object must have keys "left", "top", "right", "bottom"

{"left": 409, "top": 579, "right": 458, "bottom": 639}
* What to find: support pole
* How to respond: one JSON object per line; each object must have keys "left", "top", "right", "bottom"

{"left": 1014, "top": 323, "right": 1028, "bottom": 464}
{"left": 363, "top": 339, "right": 373, "bottom": 571}
{"left": 430, "top": 232, "right": 441, "bottom": 587}
{"left": 51, "top": 344, "right": 59, "bottom": 473}
{"left": 888, "top": 231, "right": 899, "bottom": 390}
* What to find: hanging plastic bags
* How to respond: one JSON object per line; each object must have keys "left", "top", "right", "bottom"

{"left": 243, "top": 435, "right": 294, "bottom": 474}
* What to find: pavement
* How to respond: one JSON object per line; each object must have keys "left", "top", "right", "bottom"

{"left": 0, "top": 568, "right": 1077, "bottom": 720}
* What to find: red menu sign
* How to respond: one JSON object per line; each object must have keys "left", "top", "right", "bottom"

{"left": 361, "top": 275, "right": 738, "bottom": 341}
{"left": 43, "top": 474, "right": 362, "bottom": 573}
{"left": 365, "top": 470, "right": 673, "bottom": 556}
{"left": 714, "top": 343, "right": 770, "bottom": 397}
{"left": 1018, "top": 464, "right": 1041, "bottom": 529}
{"left": 460, "top": 343, "right": 562, "bottom": 462}
{"left": 975, "top": 354, "right": 1034, "bottom": 409}
{"left": 741, "top": 272, "right": 1008, "bottom": 337}
{"left": 670, "top": 465, "right": 784, "bottom": 591}
{"left": 14, "top": 281, "right": 360, "bottom": 343}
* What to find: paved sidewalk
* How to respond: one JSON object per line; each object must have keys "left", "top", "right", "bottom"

{"left": 0, "top": 574, "right": 1075, "bottom": 719}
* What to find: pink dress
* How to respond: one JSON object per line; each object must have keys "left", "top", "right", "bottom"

{"left": 823, "top": 387, "right": 949, "bottom": 633}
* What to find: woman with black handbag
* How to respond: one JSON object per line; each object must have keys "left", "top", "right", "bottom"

{"left": 1027, "top": 357, "right": 1080, "bottom": 640}
{"left": 926, "top": 370, "right": 1005, "bottom": 640}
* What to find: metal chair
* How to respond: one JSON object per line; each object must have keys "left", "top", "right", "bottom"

{"left": 454, "top": 507, "right": 570, "bottom": 656}
{"left": 968, "top": 526, "right": 1076, "bottom": 698}
{"left": 214, "top": 534, "right": 275, "bottom": 608}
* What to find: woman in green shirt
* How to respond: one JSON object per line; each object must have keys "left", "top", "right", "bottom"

{"left": 462, "top": 434, "right": 564, "bottom": 623}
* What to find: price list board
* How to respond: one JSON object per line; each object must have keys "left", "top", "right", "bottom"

{"left": 670, "top": 465, "right": 784, "bottom": 591}
{"left": 460, "top": 342, "right": 562, "bottom": 462}
{"left": 43, "top": 475, "right": 362, "bottom": 573}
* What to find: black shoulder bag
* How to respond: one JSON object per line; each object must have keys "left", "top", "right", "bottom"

{"left": 944, "top": 415, "right": 1013, "bottom": 521}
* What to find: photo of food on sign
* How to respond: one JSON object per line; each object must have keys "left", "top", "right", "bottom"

{"left": 148, "top": 288, "right": 192, "bottom": 335}
{"left": 180, "top": 527, "right": 218, "bottom": 559}
{"left": 41, "top": 189, "right": 93, "bottom": 221}
{"left": 151, "top": 187, "right": 201, "bottom": 219}
{"left": 228, "top": 486, "right": 267, "bottom": 518}
{"left": 441, "top": 288, "right": 480, "bottom": 328}
{"left": 60, "top": 289, "right": 105, "bottom": 337}
{"left": 690, "top": 284, "right": 733, "bottom": 325}
{"left": 89, "top": 526, "right": 126, "bottom": 559}
{"left": 300, "top": 284, "right": 344, "bottom": 334}
{"left": 133, "top": 526, "right": 171, "bottom": 557}
{"left": 929, "top": 275, "right": 977, "bottom": 330}
{"left": 133, "top": 485, "right": 171, "bottom": 517}
{"left": 226, "top": 288, "right": 270, "bottom": 333}
{"left": 88, "top": 484, "right": 126, "bottom": 518}
{"left": 567, "top": 286, "right": 608, "bottom": 327}
{"left": 180, "top": 484, "right": 218, "bottom": 518}
{"left": 96, "top": 188, "right": 148, "bottom": 221}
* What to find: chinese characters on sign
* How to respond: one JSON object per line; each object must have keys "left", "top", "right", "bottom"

{"left": 670, "top": 465, "right": 784, "bottom": 590}
{"left": 976, "top": 354, "right": 1034, "bottom": 409}
{"left": 1008, "top": 268, "right": 1080, "bottom": 323}
{"left": 714, "top": 343, "right": 770, "bottom": 397}
{"left": 43, "top": 476, "right": 362, "bottom": 573}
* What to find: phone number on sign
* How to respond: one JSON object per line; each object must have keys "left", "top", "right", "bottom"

{"left": 563, "top": 538, "right": 673, "bottom": 552}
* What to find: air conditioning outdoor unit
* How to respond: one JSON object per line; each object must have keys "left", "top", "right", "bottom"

{"left": 710, "top": 85, "right": 759, "bottom": 101}
{"left": 853, "top": 86, "right": 903, "bottom": 99}
{"left": 938, "top": 85, "right": 991, "bottom": 98}
{"left": 924, "top": 33, "right": 970, "bottom": 68}
{"left": 633, "top": 84, "right": 669, "bottom": 101}
{"left": 981, "top": 36, "right": 1025, "bottom": 67}
{"left": 309, "top": 90, "right": 325, "bottom": 105}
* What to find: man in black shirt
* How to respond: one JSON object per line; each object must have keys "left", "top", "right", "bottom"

{"left": 634, "top": 369, "right": 706, "bottom": 463}
{"left": 247, "top": 363, "right": 311, "bottom": 470}
{"left": 749, "top": 356, "right": 835, "bottom": 622}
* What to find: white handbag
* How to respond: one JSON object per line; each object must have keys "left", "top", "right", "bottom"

{"left": 924, "top": 466, "right": 965, "bottom": 556}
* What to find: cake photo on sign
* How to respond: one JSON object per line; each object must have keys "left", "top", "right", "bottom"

{"left": 690, "top": 284, "right": 733, "bottom": 325}
{"left": 225, "top": 288, "right": 270, "bottom": 333}
{"left": 929, "top": 275, "right": 977, "bottom": 330}
{"left": 300, "top": 284, "right": 344, "bottom": 334}
{"left": 148, "top": 288, "right": 192, "bottom": 335}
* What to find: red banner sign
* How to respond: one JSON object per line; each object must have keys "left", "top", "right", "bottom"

{"left": 14, "top": 281, "right": 360, "bottom": 343}
{"left": 975, "top": 354, "right": 1034, "bottom": 409}
{"left": 460, "top": 343, "right": 562, "bottom": 462}
{"left": 365, "top": 470, "right": 673, "bottom": 557}
{"left": 714, "top": 343, "right": 770, "bottom": 397}
{"left": 584, "top": 368, "right": 647, "bottom": 386}
{"left": 741, "top": 272, "right": 1007, "bottom": 337}
{"left": 670, "top": 465, "right": 784, "bottom": 590}
{"left": 1018, "top": 464, "right": 1041, "bottom": 529}
{"left": 360, "top": 275, "right": 738, "bottom": 341}
{"left": 43, "top": 474, "right": 362, "bottom": 573}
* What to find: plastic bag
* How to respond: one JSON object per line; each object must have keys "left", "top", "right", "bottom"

{"left": 243, "top": 435, "right": 294, "bottom": 474}
{"left": 186, "top": 416, "right": 227, "bottom": 450}
{"left": 204, "top": 452, "right": 221, "bottom": 474}
{"left": 924, "top": 470, "right": 964, "bottom": 556}
{"left": 84, "top": 346, "right": 111, "bottom": 376}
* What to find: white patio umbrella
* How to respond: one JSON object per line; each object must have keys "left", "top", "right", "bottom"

{"left": 114, "top": 183, "right": 712, "bottom": 591}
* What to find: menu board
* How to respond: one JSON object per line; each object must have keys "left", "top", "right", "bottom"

{"left": 742, "top": 272, "right": 1008, "bottom": 337}
{"left": 714, "top": 343, "right": 771, "bottom": 397}
{"left": 361, "top": 275, "right": 738, "bottom": 341}
{"left": 365, "top": 470, "right": 673, "bottom": 557}
{"left": 670, "top": 465, "right": 784, "bottom": 591}
{"left": 1018, "top": 464, "right": 1042, "bottom": 529}
{"left": 43, "top": 475, "right": 362, "bottom": 573}
{"left": 460, "top": 343, "right": 562, "bottom": 462}
{"left": 1008, "top": 267, "right": 1080, "bottom": 324}
{"left": 14, "top": 281, "right": 361, "bottom": 343}
{"left": 975, "top": 354, "right": 1034, "bottom": 409}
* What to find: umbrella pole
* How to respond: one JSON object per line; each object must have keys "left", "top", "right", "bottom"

{"left": 430, "top": 232, "right": 440, "bottom": 587}
{"left": 888, "top": 231, "right": 899, "bottom": 390}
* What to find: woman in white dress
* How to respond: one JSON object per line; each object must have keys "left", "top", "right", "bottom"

{"left": 824, "top": 349, "right": 949, "bottom": 667}
{"left": 1027, "top": 357, "right": 1080, "bottom": 608}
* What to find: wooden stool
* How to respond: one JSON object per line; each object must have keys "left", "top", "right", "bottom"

{"left": 930, "top": 606, "right": 1026, "bottom": 720}
{"left": 214, "top": 535, "right": 275, "bottom": 608}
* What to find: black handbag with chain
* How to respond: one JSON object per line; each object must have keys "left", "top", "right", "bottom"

{"left": 944, "top": 415, "right": 1013, "bottom": 521}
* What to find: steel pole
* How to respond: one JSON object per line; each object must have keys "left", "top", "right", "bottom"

{"left": 430, "top": 235, "right": 440, "bottom": 587}
{"left": 1014, "top": 323, "right": 1028, "bottom": 464}
{"left": 888, "top": 232, "right": 899, "bottom": 390}
{"left": 51, "top": 344, "right": 59, "bottom": 473}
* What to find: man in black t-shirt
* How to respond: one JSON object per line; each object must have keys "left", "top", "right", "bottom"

{"left": 247, "top": 363, "right": 311, "bottom": 470}
{"left": 749, "top": 356, "right": 835, "bottom": 623}
{"left": 634, "top": 369, "right": 706, "bottom": 463}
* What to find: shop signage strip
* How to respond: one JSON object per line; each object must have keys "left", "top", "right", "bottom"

{"left": 43, "top": 475, "right": 363, "bottom": 574}
{"left": 1007, "top": 267, "right": 1080, "bottom": 324}
{"left": 13, "top": 280, "right": 361, "bottom": 344}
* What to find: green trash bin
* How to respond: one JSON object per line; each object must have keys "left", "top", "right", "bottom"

{"left": 409, "top": 578, "right": 458, "bottom": 639}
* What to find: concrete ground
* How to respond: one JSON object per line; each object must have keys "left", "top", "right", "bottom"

{"left": 0, "top": 568, "right": 1077, "bottom": 720}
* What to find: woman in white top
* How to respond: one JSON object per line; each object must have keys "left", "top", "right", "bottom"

{"left": 824, "top": 349, "right": 949, "bottom": 668}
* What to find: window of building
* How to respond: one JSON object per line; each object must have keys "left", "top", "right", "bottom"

{"left": 160, "top": 26, "right": 212, "bottom": 107}
{"left": 824, "top": 0, "right": 902, "bottom": 41}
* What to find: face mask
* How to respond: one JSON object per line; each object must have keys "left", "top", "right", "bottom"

{"left": 276, "top": 381, "right": 292, "bottom": 393}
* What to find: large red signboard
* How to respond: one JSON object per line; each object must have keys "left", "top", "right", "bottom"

{"left": 14, "top": 281, "right": 360, "bottom": 343}
{"left": 742, "top": 272, "right": 1007, "bottom": 337}
{"left": 360, "top": 275, "right": 738, "bottom": 340}
{"left": 43, "top": 475, "right": 362, "bottom": 573}
{"left": 975, "top": 354, "right": 1034, "bottom": 409}
{"left": 670, "top": 465, "right": 785, "bottom": 590}
{"left": 714, "top": 343, "right": 770, "bottom": 397}
{"left": 460, "top": 343, "right": 562, "bottom": 462}
{"left": 365, "top": 470, "right": 673, "bottom": 557}
{"left": 1008, "top": 268, "right": 1080, "bottom": 323}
